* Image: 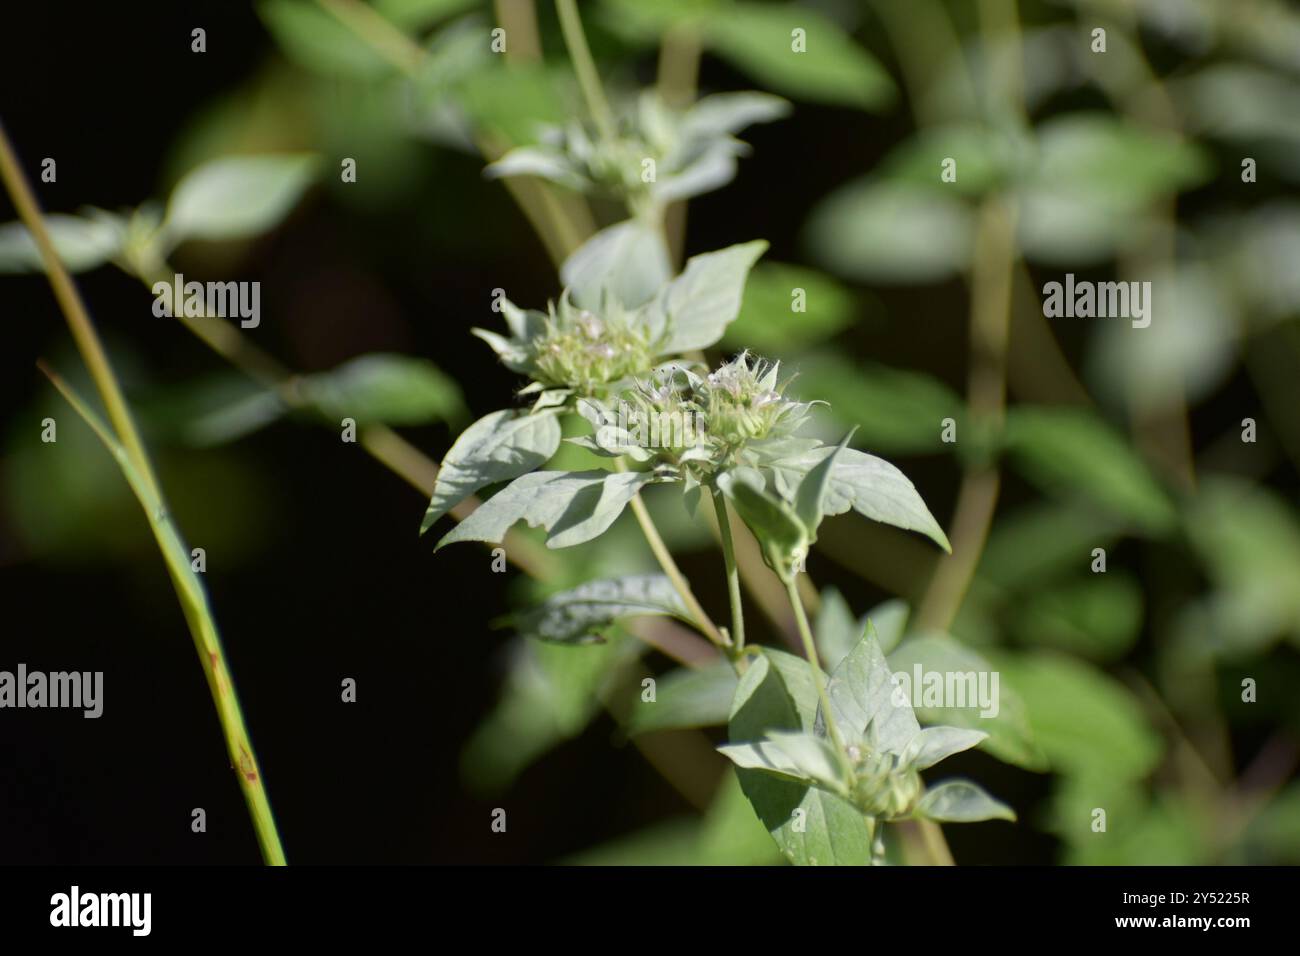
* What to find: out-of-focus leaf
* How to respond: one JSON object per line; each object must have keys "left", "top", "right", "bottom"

{"left": 1049, "top": 778, "right": 1205, "bottom": 865}
{"left": 374, "top": 0, "right": 479, "bottom": 30}
{"left": 879, "top": 124, "right": 1018, "bottom": 198}
{"left": 706, "top": 3, "right": 894, "bottom": 111}
{"left": 721, "top": 262, "right": 854, "bottom": 351}
{"left": 596, "top": 0, "right": 720, "bottom": 43}
{"left": 0, "top": 213, "right": 125, "bottom": 274}
{"left": 566, "top": 771, "right": 781, "bottom": 865}
{"left": 1012, "top": 576, "right": 1143, "bottom": 662}
{"left": 302, "top": 353, "right": 465, "bottom": 427}
{"left": 1017, "top": 113, "right": 1212, "bottom": 265}
{"left": 1225, "top": 204, "right": 1300, "bottom": 322}
{"left": 813, "top": 587, "right": 858, "bottom": 673}
{"left": 1173, "top": 64, "right": 1300, "bottom": 182}
{"left": 1243, "top": 784, "right": 1300, "bottom": 864}
{"left": 163, "top": 153, "right": 319, "bottom": 244}
{"left": 1183, "top": 476, "right": 1300, "bottom": 651}
{"left": 790, "top": 352, "right": 964, "bottom": 454}
{"left": 458, "top": 62, "right": 567, "bottom": 145}
{"left": 561, "top": 218, "right": 670, "bottom": 311}
{"left": 1002, "top": 406, "right": 1177, "bottom": 535}
{"left": 514, "top": 574, "right": 690, "bottom": 645}
{"left": 997, "top": 651, "right": 1163, "bottom": 781}
{"left": 979, "top": 501, "right": 1121, "bottom": 591}
{"left": 460, "top": 633, "right": 641, "bottom": 794}
{"left": 258, "top": 0, "right": 394, "bottom": 77}
{"left": 1087, "top": 265, "right": 1237, "bottom": 408}
{"left": 140, "top": 373, "right": 288, "bottom": 447}
{"left": 628, "top": 661, "right": 738, "bottom": 734}
{"left": 889, "top": 634, "right": 1046, "bottom": 771}
{"left": 804, "top": 180, "right": 975, "bottom": 283}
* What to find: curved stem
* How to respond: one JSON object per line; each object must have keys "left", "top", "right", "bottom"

{"left": 711, "top": 490, "right": 745, "bottom": 655}
{"left": 555, "top": 0, "right": 617, "bottom": 144}
{"left": 784, "top": 577, "right": 846, "bottom": 759}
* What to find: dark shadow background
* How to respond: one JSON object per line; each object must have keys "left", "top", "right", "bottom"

{"left": 0, "top": 1, "right": 1285, "bottom": 864}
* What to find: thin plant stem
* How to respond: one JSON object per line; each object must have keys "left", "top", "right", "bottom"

{"left": 0, "top": 124, "right": 158, "bottom": 502}
{"left": 555, "top": 0, "right": 617, "bottom": 144}
{"left": 1, "top": 123, "right": 287, "bottom": 865}
{"left": 711, "top": 489, "right": 745, "bottom": 655}
{"left": 784, "top": 577, "right": 847, "bottom": 760}
{"left": 614, "top": 463, "right": 726, "bottom": 649}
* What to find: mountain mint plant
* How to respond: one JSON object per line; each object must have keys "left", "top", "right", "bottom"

{"left": 487, "top": 91, "right": 790, "bottom": 217}
{"left": 423, "top": 206, "right": 1011, "bottom": 863}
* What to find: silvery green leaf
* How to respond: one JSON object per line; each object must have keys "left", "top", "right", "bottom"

{"left": 0, "top": 213, "right": 125, "bottom": 273}
{"left": 499, "top": 297, "right": 547, "bottom": 341}
{"left": 820, "top": 624, "right": 920, "bottom": 754}
{"left": 915, "top": 780, "right": 1016, "bottom": 823}
{"left": 516, "top": 574, "right": 690, "bottom": 644}
{"left": 574, "top": 397, "right": 653, "bottom": 461}
{"left": 436, "top": 469, "right": 651, "bottom": 549}
{"left": 728, "top": 653, "right": 875, "bottom": 864}
{"left": 561, "top": 219, "right": 670, "bottom": 311}
{"left": 484, "top": 145, "right": 586, "bottom": 191}
{"left": 470, "top": 327, "right": 532, "bottom": 371}
{"left": 719, "top": 731, "right": 848, "bottom": 796}
{"left": 530, "top": 388, "right": 571, "bottom": 411}
{"left": 420, "top": 409, "right": 562, "bottom": 534}
{"left": 901, "top": 726, "right": 988, "bottom": 771}
{"left": 1002, "top": 406, "right": 1176, "bottom": 535}
{"left": 163, "top": 153, "right": 319, "bottom": 245}
{"left": 683, "top": 91, "right": 791, "bottom": 139}
{"left": 654, "top": 142, "right": 741, "bottom": 203}
{"left": 766, "top": 444, "right": 950, "bottom": 551}
{"left": 793, "top": 431, "right": 854, "bottom": 543}
{"left": 629, "top": 661, "right": 738, "bottom": 735}
{"left": 717, "top": 468, "right": 807, "bottom": 579}
{"left": 644, "top": 240, "right": 767, "bottom": 352}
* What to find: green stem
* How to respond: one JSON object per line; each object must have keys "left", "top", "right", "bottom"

{"left": 711, "top": 489, "right": 745, "bottom": 655}
{"left": 555, "top": 0, "right": 617, "bottom": 144}
{"left": 784, "top": 577, "right": 846, "bottom": 759}
{"left": 616, "top": 462, "right": 726, "bottom": 649}
{"left": 1, "top": 123, "right": 287, "bottom": 865}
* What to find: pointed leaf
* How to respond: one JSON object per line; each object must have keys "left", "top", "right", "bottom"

{"left": 820, "top": 624, "right": 920, "bottom": 753}
{"left": 645, "top": 240, "right": 767, "bottom": 352}
{"left": 562, "top": 218, "right": 671, "bottom": 310}
{"left": 515, "top": 573, "right": 690, "bottom": 644}
{"left": 916, "top": 780, "right": 1016, "bottom": 823}
{"left": 421, "top": 409, "right": 561, "bottom": 534}
{"left": 629, "top": 661, "right": 738, "bottom": 734}
{"left": 902, "top": 727, "right": 988, "bottom": 771}
{"left": 164, "top": 153, "right": 319, "bottom": 244}
{"left": 436, "top": 469, "right": 651, "bottom": 550}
